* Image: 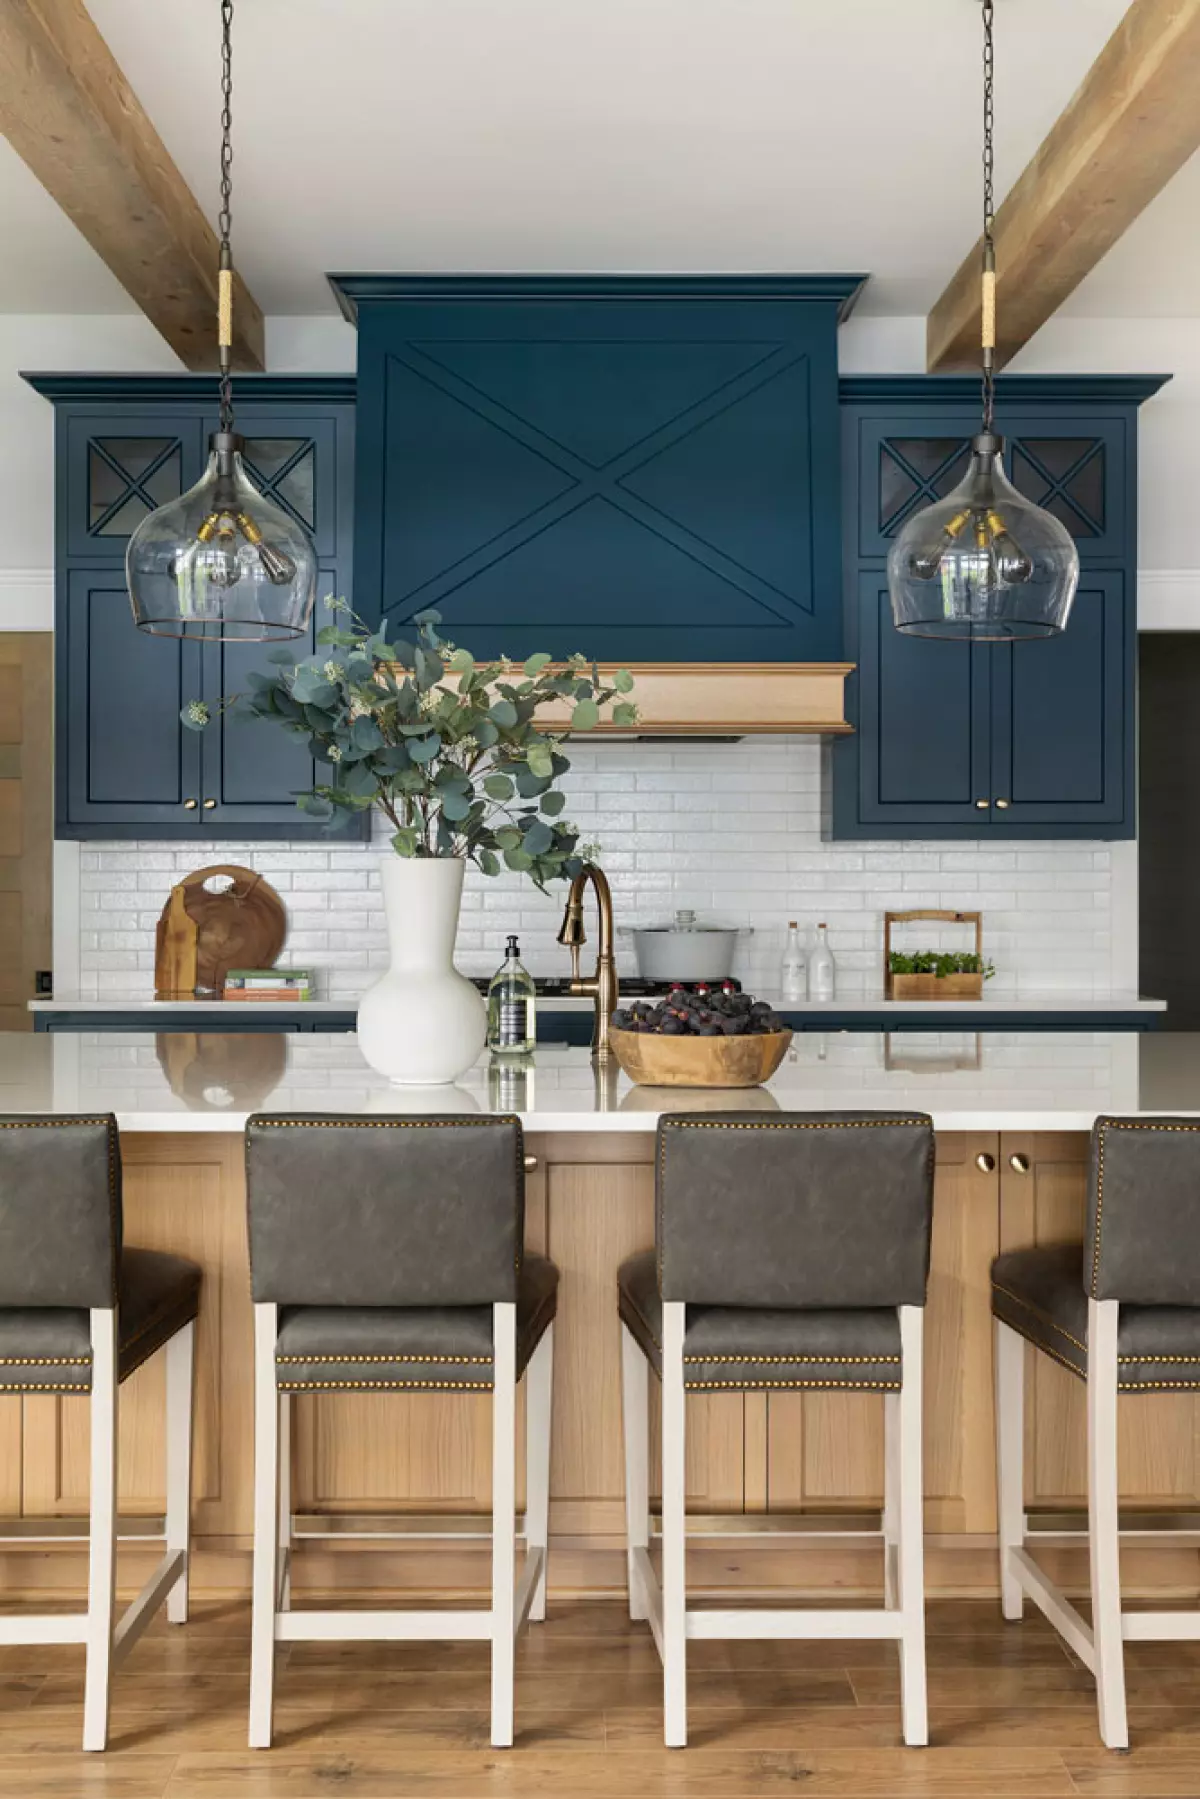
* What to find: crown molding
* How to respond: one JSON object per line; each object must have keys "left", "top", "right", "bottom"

{"left": 328, "top": 272, "right": 868, "bottom": 325}
{"left": 22, "top": 373, "right": 356, "bottom": 405}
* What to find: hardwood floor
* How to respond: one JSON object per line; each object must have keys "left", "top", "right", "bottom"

{"left": 3, "top": 1595, "right": 1200, "bottom": 1793}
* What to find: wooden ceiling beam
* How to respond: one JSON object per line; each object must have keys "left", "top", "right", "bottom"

{"left": 927, "top": 0, "right": 1200, "bottom": 372}
{"left": 0, "top": 0, "right": 263, "bottom": 370}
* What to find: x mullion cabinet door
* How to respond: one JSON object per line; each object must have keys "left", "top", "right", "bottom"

{"left": 63, "top": 414, "right": 205, "bottom": 562}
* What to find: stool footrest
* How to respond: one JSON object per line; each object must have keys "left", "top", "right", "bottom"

{"left": 1123, "top": 1611, "right": 1200, "bottom": 1641}
{"left": 275, "top": 1609, "right": 494, "bottom": 1642}
{"left": 686, "top": 1607, "right": 904, "bottom": 1641}
{"left": 1007, "top": 1547, "right": 1095, "bottom": 1672}
{"left": 0, "top": 1613, "right": 88, "bottom": 1645}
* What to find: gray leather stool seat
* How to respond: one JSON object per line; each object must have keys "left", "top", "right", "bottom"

{"left": 0, "top": 1247, "right": 201, "bottom": 1393}
{"left": 993, "top": 1243, "right": 1200, "bottom": 1390}
{"left": 618, "top": 1249, "right": 902, "bottom": 1390}
{"left": 274, "top": 1254, "right": 559, "bottom": 1390}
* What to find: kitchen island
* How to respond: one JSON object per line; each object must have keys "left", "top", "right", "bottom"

{"left": 5, "top": 1028, "right": 1200, "bottom": 1613}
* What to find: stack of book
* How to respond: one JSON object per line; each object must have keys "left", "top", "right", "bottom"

{"left": 223, "top": 968, "right": 312, "bottom": 1003}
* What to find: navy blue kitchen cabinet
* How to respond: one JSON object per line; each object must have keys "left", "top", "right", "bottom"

{"left": 26, "top": 374, "right": 364, "bottom": 841}
{"left": 332, "top": 275, "right": 863, "bottom": 663}
{"left": 833, "top": 375, "right": 1166, "bottom": 840}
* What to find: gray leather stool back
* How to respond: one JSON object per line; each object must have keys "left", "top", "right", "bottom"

{"left": 1088, "top": 1116, "right": 1200, "bottom": 1304}
{"left": 245, "top": 1115, "right": 524, "bottom": 1308}
{"left": 0, "top": 1116, "right": 120, "bottom": 1309}
{"left": 657, "top": 1111, "right": 934, "bottom": 1308}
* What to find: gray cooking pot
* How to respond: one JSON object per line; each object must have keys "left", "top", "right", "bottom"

{"left": 622, "top": 909, "right": 748, "bottom": 983}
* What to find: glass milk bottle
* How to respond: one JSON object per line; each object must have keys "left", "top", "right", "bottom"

{"left": 779, "top": 920, "right": 806, "bottom": 1002}
{"left": 807, "top": 923, "right": 836, "bottom": 1002}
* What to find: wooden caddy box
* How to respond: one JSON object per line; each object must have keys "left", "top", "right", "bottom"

{"left": 884, "top": 909, "right": 985, "bottom": 1001}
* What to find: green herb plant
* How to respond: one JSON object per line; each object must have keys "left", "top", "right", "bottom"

{"left": 182, "top": 601, "right": 636, "bottom": 889}
{"left": 887, "top": 950, "right": 996, "bottom": 980}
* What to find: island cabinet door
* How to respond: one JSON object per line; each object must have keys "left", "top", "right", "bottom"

{"left": 1000, "top": 1134, "right": 1200, "bottom": 1520}
{"left": 764, "top": 1132, "right": 1002, "bottom": 1536}
{"left": 19, "top": 1137, "right": 252, "bottom": 1554}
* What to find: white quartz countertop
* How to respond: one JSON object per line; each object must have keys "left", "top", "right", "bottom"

{"left": 29, "top": 989, "right": 1166, "bottom": 1016}
{"left": 4, "top": 1029, "right": 1195, "bottom": 1135}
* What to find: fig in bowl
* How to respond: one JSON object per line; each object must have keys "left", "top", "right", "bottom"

{"left": 609, "top": 987, "right": 792, "bottom": 1089}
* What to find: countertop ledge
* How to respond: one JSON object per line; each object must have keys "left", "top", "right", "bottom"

{"left": 29, "top": 989, "right": 1166, "bottom": 1015}
{"left": 7, "top": 1029, "right": 1196, "bottom": 1135}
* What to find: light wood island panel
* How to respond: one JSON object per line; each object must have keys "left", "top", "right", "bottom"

{"left": 3, "top": 1127, "right": 1200, "bottom": 1601}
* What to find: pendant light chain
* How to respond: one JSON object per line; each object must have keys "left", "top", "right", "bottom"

{"left": 217, "top": 0, "right": 235, "bottom": 434}
{"left": 981, "top": 0, "right": 996, "bottom": 433}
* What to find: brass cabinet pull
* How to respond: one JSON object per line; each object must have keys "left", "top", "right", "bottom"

{"left": 203, "top": 799, "right": 217, "bottom": 810}
{"left": 975, "top": 1152, "right": 996, "bottom": 1173}
{"left": 523, "top": 1155, "right": 539, "bottom": 1172}
{"left": 1009, "top": 1152, "right": 1030, "bottom": 1174}
{"left": 183, "top": 798, "right": 198, "bottom": 810}
{"left": 974, "top": 799, "right": 990, "bottom": 809}
{"left": 995, "top": 798, "right": 1010, "bottom": 810}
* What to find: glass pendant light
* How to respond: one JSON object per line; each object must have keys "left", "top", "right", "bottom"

{"left": 888, "top": 0, "right": 1079, "bottom": 642}
{"left": 127, "top": 1, "right": 316, "bottom": 640}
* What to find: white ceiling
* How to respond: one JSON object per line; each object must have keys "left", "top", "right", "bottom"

{"left": 2, "top": 0, "right": 1195, "bottom": 322}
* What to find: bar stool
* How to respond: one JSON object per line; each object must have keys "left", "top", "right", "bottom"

{"left": 992, "top": 1114, "right": 1200, "bottom": 1751}
{"left": 245, "top": 1113, "right": 557, "bottom": 1750}
{"left": 619, "top": 1110, "right": 935, "bottom": 1748}
{"left": 0, "top": 1115, "right": 201, "bottom": 1751}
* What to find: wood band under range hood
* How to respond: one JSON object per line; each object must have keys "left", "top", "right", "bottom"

{"left": 536, "top": 662, "right": 854, "bottom": 736}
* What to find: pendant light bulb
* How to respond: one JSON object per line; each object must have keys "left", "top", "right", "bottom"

{"left": 126, "top": 0, "right": 316, "bottom": 641}
{"left": 886, "top": 0, "right": 1078, "bottom": 642}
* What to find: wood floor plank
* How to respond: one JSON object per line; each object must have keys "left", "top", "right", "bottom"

{"left": 1064, "top": 1749, "right": 1200, "bottom": 1796}
{"left": 163, "top": 1746, "right": 1078, "bottom": 1797}
{"left": 0, "top": 1754, "right": 176, "bottom": 1796}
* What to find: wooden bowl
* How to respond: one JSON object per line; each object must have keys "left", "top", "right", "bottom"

{"left": 609, "top": 1026, "right": 793, "bottom": 1089}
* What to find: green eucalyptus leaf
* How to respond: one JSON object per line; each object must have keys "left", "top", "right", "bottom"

{"left": 571, "top": 698, "right": 600, "bottom": 730}
{"left": 351, "top": 715, "right": 384, "bottom": 753}
{"left": 503, "top": 845, "right": 533, "bottom": 872}
{"left": 515, "top": 766, "right": 550, "bottom": 798}
{"left": 296, "top": 792, "right": 334, "bottom": 821}
{"left": 477, "top": 848, "right": 500, "bottom": 878}
{"left": 473, "top": 716, "right": 499, "bottom": 749}
{"left": 522, "top": 819, "right": 553, "bottom": 855}
{"left": 523, "top": 652, "right": 551, "bottom": 676}
{"left": 489, "top": 698, "right": 518, "bottom": 729}
{"left": 495, "top": 826, "right": 522, "bottom": 851}
{"left": 484, "top": 773, "right": 514, "bottom": 801}
{"left": 414, "top": 646, "right": 444, "bottom": 689}
{"left": 440, "top": 789, "right": 472, "bottom": 822}
{"left": 408, "top": 733, "right": 441, "bottom": 764}
{"left": 612, "top": 703, "right": 638, "bottom": 728}
{"left": 540, "top": 789, "right": 567, "bottom": 816}
{"left": 612, "top": 668, "right": 634, "bottom": 693}
{"left": 391, "top": 827, "right": 420, "bottom": 857}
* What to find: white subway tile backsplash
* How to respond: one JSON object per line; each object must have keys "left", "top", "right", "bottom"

{"left": 74, "top": 737, "right": 1115, "bottom": 1000}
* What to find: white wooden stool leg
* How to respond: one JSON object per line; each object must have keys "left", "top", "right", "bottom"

{"left": 897, "top": 1305, "right": 928, "bottom": 1749}
{"left": 995, "top": 1319, "right": 1026, "bottom": 1621}
{"left": 883, "top": 1389, "right": 900, "bottom": 1612}
{"left": 524, "top": 1322, "right": 553, "bottom": 1623}
{"left": 491, "top": 1302, "right": 517, "bottom": 1748}
{"left": 82, "top": 1309, "right": 118, "bottom": 1753}
{"left": 661, "top": 1300, "right": 687, "bottom": 1749}
{"left": 621, "top": 1322, "right": 650, "bottom": 1622}
{"left": 249, "top": 1303, "right": 279, "bottom": 1750}
{"left": 278, "top": 1390, "right": 292, "bottom": 1613}
{"left": 1088, "top": 1297, "right": 1128, "bottom": 1751}
{"left": 165, "top": 1319, "right": 195, "bottom": 1625}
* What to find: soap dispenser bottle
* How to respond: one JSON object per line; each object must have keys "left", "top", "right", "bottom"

{"left": 487, "top": 935, "right": 536, "bottom": 1056}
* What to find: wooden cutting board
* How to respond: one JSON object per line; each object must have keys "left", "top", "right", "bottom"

{"left": 154, "top": 864, "right": 287, "bottom": 999}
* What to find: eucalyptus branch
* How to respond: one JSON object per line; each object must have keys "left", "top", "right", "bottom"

{"left": 180, "top": 599, "right": 637, "bottom": 887}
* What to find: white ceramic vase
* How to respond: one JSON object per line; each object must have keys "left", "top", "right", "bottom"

{"left": 357, "top": 857, "right": 487, "bottom": 1086}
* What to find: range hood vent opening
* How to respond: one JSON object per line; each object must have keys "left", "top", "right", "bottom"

{"left": 536, "top": 663, "right": 854, "bottom": 739}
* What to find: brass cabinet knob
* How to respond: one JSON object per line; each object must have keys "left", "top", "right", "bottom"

{"left": 975, "top": 1152, "right": 996, "bottom": 1173}
{"left": 183, "top": 798, "right": 198, "bottom": 810}
{"left": 523, "top": 1155, "right": 539, "bottom": 1172}
{"left": 1009, "top": 1152, "right": 1031, "bottom": 1174}
{"left": 975, "top": 799, "right": 990, "bottom": 809}
{"left": 995, "top": 798, "right": 1011, "bottom": 810}
{"left": 203, "top": 798, "right": 217, "bottom": 810}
